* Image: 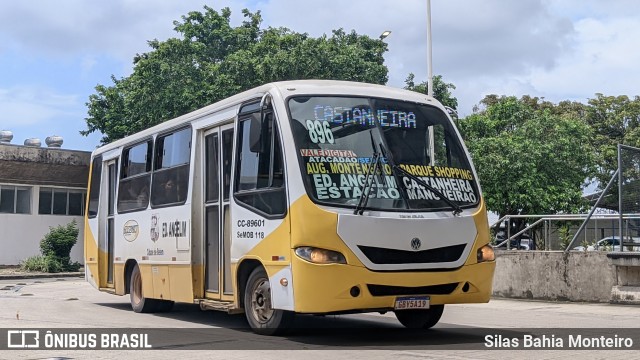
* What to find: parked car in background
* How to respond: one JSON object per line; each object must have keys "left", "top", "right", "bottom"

{"left": 587, "top": 237, "right": 620, "bottom": 251}
{"left": 494, "top": 230, "right": 531, "bottom": 250}
{"left": 573, "top": 236, "right": 640, "bottom": 251}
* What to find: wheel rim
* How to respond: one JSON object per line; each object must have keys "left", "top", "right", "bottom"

{"left": 250, "top": 278, "right": 274, "bottom": 324}
{"left": 132, "top": 270, "right": 142, "bottom": 305}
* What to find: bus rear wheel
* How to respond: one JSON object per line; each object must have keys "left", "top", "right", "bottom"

{"left": 394, "top": 305, "right": 444, "bottom": 329}
{"left": 129, "top": 264, "right": 165, "bottom": 313}
{"left": 244, "top": 267, "right": 294, "bottom": 335}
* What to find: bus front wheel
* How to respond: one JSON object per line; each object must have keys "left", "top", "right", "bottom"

{"left": 244, "top": 267, "right": 294, "bottom": 335}
{"left": 394, "top": 305, "right": 444, "bottom": 329}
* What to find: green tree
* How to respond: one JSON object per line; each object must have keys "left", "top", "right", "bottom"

{"left": 403, "top": 73, "right": 458, "bottom": 111}
{"left": 82, "top": 6, "right": 389, "bottom": 144}
{"left": 585, "top": 94, "right": 640, "bottom": 187}
{"left": 459, "top": 95, "right": 596, "bottom": 233}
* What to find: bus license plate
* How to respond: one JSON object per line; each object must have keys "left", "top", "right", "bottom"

{"left": 394, "top": 296, "right": 430, "bottom": 310}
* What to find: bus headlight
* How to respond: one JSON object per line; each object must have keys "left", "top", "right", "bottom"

{"left": 295, "top": 247, "right": 346, "bottom": 264}
{"left": 477, "top": 244, "right": 495, "bottom": 263}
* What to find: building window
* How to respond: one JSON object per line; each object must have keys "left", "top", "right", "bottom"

{"left": 0, "top": 185, "right": 31, "bottom": 214}
{"left": 38, "top": 187, "right": 86, "bottom": 216}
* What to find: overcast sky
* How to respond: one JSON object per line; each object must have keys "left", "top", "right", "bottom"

{"left": 1, "top": 0, "right": 639, "bottom": 151}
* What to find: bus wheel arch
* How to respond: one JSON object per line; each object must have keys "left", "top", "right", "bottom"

{"left": 124, "top": 259, "right": 138, "bottom": 295}
{"left": 240, "top": 262, "right": 294, "bottom": 335}
{"left": 237, "top": 259, "right": 262, "bottom": 311}
{"left": 129, "top": 263, "right": 156, "bottom": 313}
{"left": 125, "top": 261, "right": 174, "bottom": 313}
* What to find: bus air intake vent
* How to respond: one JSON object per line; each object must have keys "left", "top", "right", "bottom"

{"left": 367, "top": 283, "right": 459, "bottom": 297}
{"left": 357, "top": 244, "right": 466, "bottom": 264}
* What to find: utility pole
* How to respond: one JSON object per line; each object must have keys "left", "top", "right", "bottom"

{"left": 426, "top": 0, "right": 433, "bottom": 97}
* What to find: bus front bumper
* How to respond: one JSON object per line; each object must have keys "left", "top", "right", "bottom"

{"left": 290, "top": 256, "right": 495, "bottom": 314}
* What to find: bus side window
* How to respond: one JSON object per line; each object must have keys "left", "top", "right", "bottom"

{"left": 431, "top": 124, "right": 464, "bottom": 168}
{"left": 234, "top": 112, "right": 286, "bottom": 218}
{"left": 87, "top": 155, "right": 103, "bottom": 218}
{"left": 151, "top": 127, "right": 191, "bottom": 207}
{"left": 117, "top": 140, "right": 152, "bottom": 213}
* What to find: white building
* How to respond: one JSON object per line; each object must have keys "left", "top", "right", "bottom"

{"left": 0, "top": 132, "right": 90, "bottom": 265}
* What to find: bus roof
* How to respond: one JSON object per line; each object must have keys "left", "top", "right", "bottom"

{"left": 90, "top": 80, "right": 437, "bottom": 156}
{"left": 269, "top": 80, "right": 433, "bottom": 103}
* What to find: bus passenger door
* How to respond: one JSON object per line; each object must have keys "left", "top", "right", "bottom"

{"left": 203, "top": 124, "right": 234, "bottom": 299}
{"left": 100, "top": 158, "right": 118, "bottom": 288}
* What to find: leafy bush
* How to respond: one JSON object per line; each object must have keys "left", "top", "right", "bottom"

{"left": 21, "top": 255, "right": 64, "bottom": 273}
{"left": 20, "top": 221, "right": 81, "bottom": 273}
{"left": 41, "top": 221, "right": 78, "bottom": 259}
{"left": 558, "top": 224, "right": 572, "bottom": 250}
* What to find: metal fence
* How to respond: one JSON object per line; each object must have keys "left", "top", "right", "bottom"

{"left": 491, "top": 145, "right": 640, "bottom": 251}
{"left": 492, "top": 213, "right": 640, "bottom": 251}
{"left": 562, "top": 144, "right": 640, "bottom": 251}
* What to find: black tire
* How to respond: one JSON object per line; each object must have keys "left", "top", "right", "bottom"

{"left": 244, "top": 267, "right": 294, "bottom": 335}
{"left": 129, "top": 264, "right": 159, "bottom": 313}
{"left": 394, "top": 305, "right": 444, "bottom": 329}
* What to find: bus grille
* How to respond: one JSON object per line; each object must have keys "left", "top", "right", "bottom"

{"left": 357, "top": 244, "right": 466, "bottom": 264}
{"left": 367, "top": 283, "right": 459, "bottom": 297}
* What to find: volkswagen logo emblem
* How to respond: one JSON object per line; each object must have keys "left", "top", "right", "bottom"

{"left": 410, "top": 238, "right": 422, "bottom": 251}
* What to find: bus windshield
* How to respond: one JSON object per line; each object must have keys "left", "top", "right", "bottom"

{"left": 288, "top": 96, "right": 479, "bottom": 212}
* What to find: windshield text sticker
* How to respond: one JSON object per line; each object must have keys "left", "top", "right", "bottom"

{"left": 304, "top": 154, "right": 477, "bottom": 204}
{"left": 306, "top": 105, "right": 418, "bottom": 145}
{"left": 313, "top": 105, "right": 417, "bottom": 128}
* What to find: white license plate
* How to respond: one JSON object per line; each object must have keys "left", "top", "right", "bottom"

{"left": 394, "top": 296, "right": 430, "bottom": 310}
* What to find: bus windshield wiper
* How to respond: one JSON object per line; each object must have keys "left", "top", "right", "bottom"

{"left": 379, "top": 144, "right": 462, "bottom": 216}
{"left": 354, "top": 131, "right": 381, "bottom": 215}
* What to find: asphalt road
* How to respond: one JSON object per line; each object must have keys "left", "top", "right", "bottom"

{"left": 1, "top": 277, "right": 639, "bottom": 359}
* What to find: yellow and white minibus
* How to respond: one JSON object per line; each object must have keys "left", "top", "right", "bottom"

{"left": 84, "top": 80, "right": 495, "bottom": 335}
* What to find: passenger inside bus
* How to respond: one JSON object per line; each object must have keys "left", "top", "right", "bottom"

{"left": 158, "top": 178, "right": 178, "bottom": 204}
{"left": 118, "top": 180, "right": 149, "bottom": 212}
{"left": 135, "top": 184, "right": 149, "bottom": 208}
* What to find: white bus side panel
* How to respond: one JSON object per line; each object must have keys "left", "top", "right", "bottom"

{"left": 114, "top": 203, "right": 192, "bottom": 264}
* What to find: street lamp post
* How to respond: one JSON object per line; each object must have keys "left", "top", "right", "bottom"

{"left": 426, "top": 0, "right": 433, "bottom": 97}
{"left": 379, "top": 31, "right": 392, "bottom": 68}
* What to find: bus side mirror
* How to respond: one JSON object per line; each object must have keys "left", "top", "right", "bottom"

{"left": 249, "top": 116, "right": 263, "bottom": 153}
{"left": 249, "top": 93, "right": 273, "bottom": 153}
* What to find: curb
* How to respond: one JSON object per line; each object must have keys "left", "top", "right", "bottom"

{"left": 0, "top": 272, "right": 84, "bottom": 280}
